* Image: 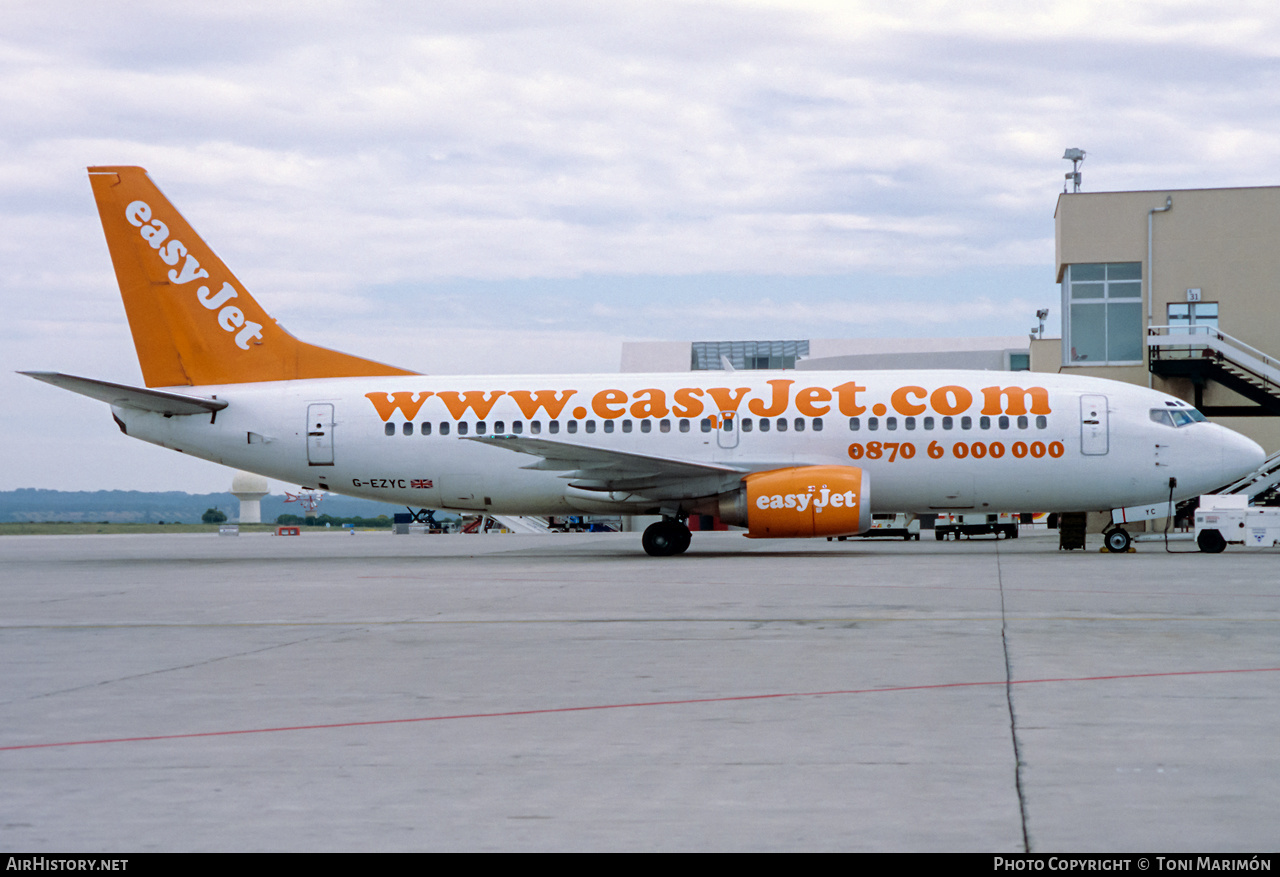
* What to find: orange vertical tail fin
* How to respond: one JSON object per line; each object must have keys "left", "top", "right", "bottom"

{"left": 88, "top": 166, "right": 417, "bottom": 387}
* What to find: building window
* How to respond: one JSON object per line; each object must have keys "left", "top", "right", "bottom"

{"left": 1063, "top": 262, "right": 1143, "bottom": 364}
{"left": 691, "top": 340, "right": 810, "bottom": 370}
{"left": 1168, "top": 302, "right": 1218, "bottom": 334}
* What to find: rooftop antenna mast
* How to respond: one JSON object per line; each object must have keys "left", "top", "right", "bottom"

{"left": 1063, "top": 148, "right": 1086, "bottom": 193}
{"left": 1031, "top": 308, "right": 1049, "bottom": 339}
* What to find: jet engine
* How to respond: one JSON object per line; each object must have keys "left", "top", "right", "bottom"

{"left": 718, "top": 465, "right": 871, "bottom": 538}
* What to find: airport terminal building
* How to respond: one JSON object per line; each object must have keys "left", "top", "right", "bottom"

{"left": 1041, "top": 184, "right": 1280, "bottom": 454}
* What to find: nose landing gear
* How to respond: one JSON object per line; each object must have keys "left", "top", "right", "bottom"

{"left": 1103, "top": 526, "right": 1132, "bottom": 553}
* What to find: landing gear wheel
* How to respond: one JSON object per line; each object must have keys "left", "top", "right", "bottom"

{"left": 673, "top": 522, "right": 691, "bottom": 554}
{"left": 1196, "top": 529, "right": 1227, "bottom": 554}
{"left": 1103, "top": 527, "right": 1131, "bottom": 553}
{"left": 642, "top": 520, "right": 692, "bottom": 557}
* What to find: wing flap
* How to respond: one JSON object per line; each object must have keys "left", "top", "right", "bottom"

{"left": 464, "top": 434, "right": 748, "bottom": 494}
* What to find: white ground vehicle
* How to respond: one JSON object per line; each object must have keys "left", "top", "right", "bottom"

{"left": 830, "top": 513, "right": 921, "bottom": 541}
{"left": 933, "top": 512, "right": 1020, "bottom": 540}
{"left": 1194, "top": 495, "right": 1280, "bottom": 552}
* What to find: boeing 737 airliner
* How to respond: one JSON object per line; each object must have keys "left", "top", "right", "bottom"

{"left": 23, "top": 167, "right": 1267, "bottom": 555}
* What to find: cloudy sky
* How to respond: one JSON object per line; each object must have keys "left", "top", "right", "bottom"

{"left": 4, "top": 0, "right": 1279, "bottom": 492}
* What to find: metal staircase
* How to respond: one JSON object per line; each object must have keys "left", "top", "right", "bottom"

{"left": 491, "top": 515, "right": 554, "bottom": 534}
{"left": 1212, "top": 448, "right": 1280, "bottom": 505}
{"left": 1148, "top": 326, "right": 1280, "bottom": 417}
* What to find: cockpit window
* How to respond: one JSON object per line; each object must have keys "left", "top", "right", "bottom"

{"left": 1152, "top": 408, "right": 1205, "bottom": 427}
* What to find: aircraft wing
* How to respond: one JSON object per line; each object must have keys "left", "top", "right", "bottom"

{"left": 464, "top": 434, "right": 749, "bottom": 495}
{"left": 20, "top": 372, "right": 228, "bottom": 416}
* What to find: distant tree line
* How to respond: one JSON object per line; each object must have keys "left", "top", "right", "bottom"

{"left": 275, "top": 514, "right": 394, "bottom": 528}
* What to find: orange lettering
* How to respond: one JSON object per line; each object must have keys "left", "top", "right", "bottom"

{"left": 672, "top": 387, "right": 705, "bottom": 418}
{"left": 629, "top": 388, "right": 670, "bottom": 418}
{"left": 832, "top": 381, "right": 867, "bottom": 416}
{"left": 436, "top": 390, "right": 505, "bottom": 420}
{"left": 795, "top": 386, "right": 832, "bottom": 417}
{"left": 747, "top": 380, "right": 794, "bottom": 417}
{"left": 508, "top": 389, "right": 576, "bottom": 419}
{"left": 980, "top": 386, "right": 1051, "bottom": 416}
{"left": 891, "top": 385, "right": 927, "bottom": 416}
{"left": 592, "top": 388, "right": 628, "bottom": 419}
{"left": 930, "top": 385, "right": 972, "bottom": 416}
{"left": 706, "top": 387, "right": 751, "bottom": 413}
{"left": 365, "top": 391, "right": 433, "bottom": 421}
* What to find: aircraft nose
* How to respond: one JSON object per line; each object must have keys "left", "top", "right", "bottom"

{"left": 1220, "top": 427, "right": 1266, "bottom": 481}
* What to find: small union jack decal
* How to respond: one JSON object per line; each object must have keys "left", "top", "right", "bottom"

{"left": 411, "top": 479, "right": 433, "bottom": 489}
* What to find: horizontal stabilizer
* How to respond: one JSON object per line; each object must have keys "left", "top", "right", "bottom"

{"left": 20, "top": 372, "right": 228, "bottom": 416}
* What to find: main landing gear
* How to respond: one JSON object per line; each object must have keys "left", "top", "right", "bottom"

{"left": 642, "top": 517, "right": 692, "bottom": 557}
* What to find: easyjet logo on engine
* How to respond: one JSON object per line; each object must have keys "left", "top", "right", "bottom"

{"left": 125, "top": 200, "right": 264, "bottom": 350}
{"left": 755, "top": 486, "right": 857, "bottom": 513}
{"left": 365, "top": 381, "right": 1052, "bottom": 422}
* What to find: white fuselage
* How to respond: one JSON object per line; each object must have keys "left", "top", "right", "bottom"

{"left": 112, "top": 370, "right": 1265, "bottom": 517}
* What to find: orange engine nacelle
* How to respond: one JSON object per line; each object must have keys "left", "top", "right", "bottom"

{"left": 718, "top": 465, "right": 871, "bottom": 539}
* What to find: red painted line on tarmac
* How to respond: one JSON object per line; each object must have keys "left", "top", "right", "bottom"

{"left": 4, "top": 667, "right": 1278, "bottom": 753}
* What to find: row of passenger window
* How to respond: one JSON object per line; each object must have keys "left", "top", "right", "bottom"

{"left": 848, "top": 414, "right": 1049, "bottom": 431}
{"left": 384, "top": 413, "right": 1050, "bottom": 436}
{"left": 386, "top": 418, "right": 705, "bottom": 437}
